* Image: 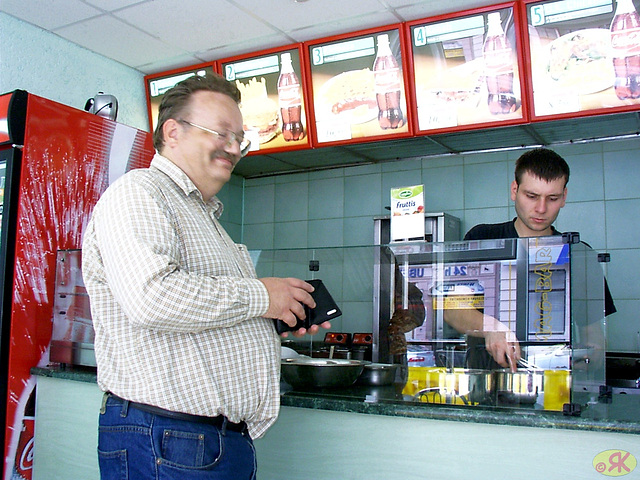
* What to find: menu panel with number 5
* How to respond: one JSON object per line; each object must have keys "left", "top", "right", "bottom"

{"left": 524, "top": 0, "right": 640, "bottom": 119}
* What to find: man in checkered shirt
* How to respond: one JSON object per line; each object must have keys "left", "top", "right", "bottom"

{"left": 83, "top": 74, "right": 329, "bottom": 480}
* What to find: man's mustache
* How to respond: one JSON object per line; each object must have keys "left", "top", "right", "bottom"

{"left": 210, "top": 150, "right": 238, "bottom": 165}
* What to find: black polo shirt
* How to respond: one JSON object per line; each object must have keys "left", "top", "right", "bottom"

{"left": 464, "top": 218, "right": 615, "bottom": 316}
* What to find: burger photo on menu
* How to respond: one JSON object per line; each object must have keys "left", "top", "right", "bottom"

{"left": 315, "top": 68, "right": 377, "bottom": 124}
{"left": 236, "top": 77, "right": 280, "bottom": 144}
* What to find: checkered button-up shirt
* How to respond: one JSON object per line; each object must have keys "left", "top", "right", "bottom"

{"left": 82, "top": 153, "right": 280, "bottom": 438}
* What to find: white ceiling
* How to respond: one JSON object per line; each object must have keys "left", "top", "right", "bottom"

{"left": 1, "top": 0, "right": 499, "bottom": 74}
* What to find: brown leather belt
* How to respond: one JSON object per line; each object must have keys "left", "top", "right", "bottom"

{"left": 107, "top": 393, "right": 247, "bottom": 432}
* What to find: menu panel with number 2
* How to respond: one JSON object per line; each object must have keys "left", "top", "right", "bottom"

{"left": 220, "top": 45, "right": 312, "bottom": 154}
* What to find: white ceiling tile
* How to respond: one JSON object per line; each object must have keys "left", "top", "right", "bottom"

{"left": 198, "top": 33, "right": 294, "bottom": 63}
{"left": 1, "top": 0, "right": 101, "bottom": 30}
{"left": 379, "top": 0, "right": 422, "bottom": 7}
{"left": 83, "top": 0, "right": 150, "bottom": 12}
{"left": 112, "top": 0, "right": 278, "bottom": 54}
{"left": 0, "top": 0, "right": 522, "bottom": 73}
{"left": 237, "top": 0, "right": 392, "bottom": 32}
{"left": 135, "top": 54, "right": 212, "bottom": 75}
{"left": 396, "top": 0, "right": 510, "bottom": 22}
{"left": 55, "top": 15, "right": 186, "bottom": 67}
{"left": 288, "top": 11, "right": 401, "bottom": 42}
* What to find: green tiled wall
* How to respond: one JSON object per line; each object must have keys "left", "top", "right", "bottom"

{"left": 224, "top": 137, "right": 640, "bottom": 352}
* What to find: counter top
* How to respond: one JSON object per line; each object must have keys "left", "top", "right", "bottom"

{"left": 32, "top": 367, "right": 640, "bottom": 435}
{"left": 280, "top": 383, "right": 640, "bottom": 435}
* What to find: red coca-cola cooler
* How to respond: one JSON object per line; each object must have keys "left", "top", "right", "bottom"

{"left": 303, "top": 24, "right": 414, "bottom": 148}
{"left": 521, "top": 0, "right": 640, "bottom": 121}
{"left": 218, "top": 44, "right": 312, "bottom": 154}
{"left": 144, "top": 63, "right": 217, "bottom": 134}
{"left": 0, "top": 90, "right": 154, "bottom": 479}
{"left": 405, "top": 2, "right": 530, "bottom": 135}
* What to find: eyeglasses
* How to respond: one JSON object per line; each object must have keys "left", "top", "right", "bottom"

{"left": 178, "top": 120, "right": 251, "bottom": 157}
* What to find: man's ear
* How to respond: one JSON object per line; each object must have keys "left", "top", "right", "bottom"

{"left": 510, "top": 180, "right": 518, "bottom": 201}
{"left": 163, "top": 119, "right": 181, "bottom": 148}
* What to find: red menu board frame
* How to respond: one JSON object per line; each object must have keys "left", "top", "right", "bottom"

{"left": 144, "top": 62, "right": 217, "bottom": 134}
{"left": 304, "top": 23, "right": 414, "bottom": 148}
{"left": 522, "top": 0, "right": 640, "bottom": 122}
{"left": 405, "top": 2, "right": 530, "bottom": 136}
{"left": 218, "top": 44, "right": 312, "bottom": 155}
{"left": 0, "top": 93, "right": 11, "bottom": 144}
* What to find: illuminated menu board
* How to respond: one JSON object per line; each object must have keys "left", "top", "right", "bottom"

{"left": 525, "top": 0, "right": 640, "bottom": 118}
{"left": 145, "top": 65, "right": 215, "bottom": 133}
{"left": 307, "top": 26, "right": 411, "bottom": 145}
{"left": 408, "top": 5, "right": 526, "bottom": 132}
{"left": 221, "top": 46, "right": 310, "bottom": 153}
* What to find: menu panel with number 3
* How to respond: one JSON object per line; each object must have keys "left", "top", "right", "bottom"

{"left": 305, "top": 25, "right": 413, "bottom": 147}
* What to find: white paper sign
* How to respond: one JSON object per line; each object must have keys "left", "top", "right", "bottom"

{"left": 390, "top": 185, "right": 425, "bottom": 242}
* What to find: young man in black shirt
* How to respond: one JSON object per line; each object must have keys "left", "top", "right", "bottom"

{"left": 445, "top": 147, "right": 615, "bottom": 370}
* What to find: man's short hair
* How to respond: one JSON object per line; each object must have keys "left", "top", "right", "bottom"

{"left": 514, "top": 147, "right": 570, "bottom": 187}
{"left": 152, "top": 74, "right": 241, "bottom": 152}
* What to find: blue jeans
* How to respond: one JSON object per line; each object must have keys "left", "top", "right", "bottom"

{"left": 98, "top": 394, "right": 256, "bottom": 480}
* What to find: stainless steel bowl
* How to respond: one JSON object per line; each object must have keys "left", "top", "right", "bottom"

{"left": 413, "top": 369, "right": 493, "bottom": 405}
{"left": 459, "top": 369, "right": 494, "bottom": 404}
{"left": 355, "top": 363, "right": 398, "bottom": 386}
{"left": 280, "top": 358, "right": 365, "bottom": 388}
{"left": 493, "top": 369, "right": 544, "bottom": 404}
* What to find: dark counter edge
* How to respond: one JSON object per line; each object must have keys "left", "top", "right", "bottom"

{"left": 32, "top": 367, "right": 640, "bottom": 436}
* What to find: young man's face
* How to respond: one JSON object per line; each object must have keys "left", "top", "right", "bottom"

{"left": 511, "top": 171, "right": 567, "bottom": 237}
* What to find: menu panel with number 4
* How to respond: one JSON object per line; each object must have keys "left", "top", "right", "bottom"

{"left": 407, "top": 3, "right": 528, "bottom": 134}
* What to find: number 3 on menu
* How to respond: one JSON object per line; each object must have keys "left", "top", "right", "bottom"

{"left": 312, "top": 47, "right": 324, "bottom": 66}
{"left": 530, "top": 5, "right": 545, "bottom": 27}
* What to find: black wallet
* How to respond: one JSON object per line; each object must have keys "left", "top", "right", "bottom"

{"left": 274, "top": 279, "right": 342, "bottom": 334}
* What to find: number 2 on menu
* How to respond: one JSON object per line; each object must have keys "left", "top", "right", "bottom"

{"left": 224, "top": 65, "right": 236, "bottom": 82}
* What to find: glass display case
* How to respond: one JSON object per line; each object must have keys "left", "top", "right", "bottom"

{"left": 255, "top": 234, "right": 608, "bottom": 412}
{"left": 48, "top": 236, "right": 608, "bottom": 413}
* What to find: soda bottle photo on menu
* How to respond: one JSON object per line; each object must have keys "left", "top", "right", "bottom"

{"left": 483, "top": 12, "right": 518, "bottom": 114}
{"left": 610, "top": 0, "right": 640, "bottom": 100}
{"left": 373, "top": 33, "right": 405, "bottom": 129}
{"left": 277, "top": 52, "right": 305, "bottom": 141}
